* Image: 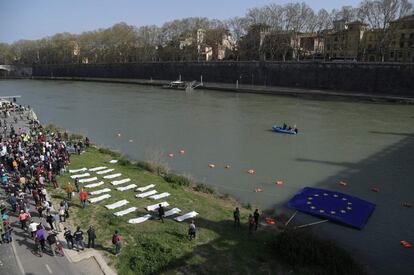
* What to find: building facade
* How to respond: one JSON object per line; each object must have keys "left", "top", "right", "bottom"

{"left": 386, "top": 15, "right": 414, "bottom": 62}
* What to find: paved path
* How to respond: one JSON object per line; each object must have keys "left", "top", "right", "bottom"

{"left": 0, "top": 109, "right": 107, "bottom": 275}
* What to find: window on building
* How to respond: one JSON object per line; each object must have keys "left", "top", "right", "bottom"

{"left": 410, "top": 33, "right": 414, "bottom": 39}
{"left": 334, "top": 37, "right": 338, "bottom": 42}
{"left": 400, "top": 33, "right": 405, "bottom": 40}
{"left": 398, "top": 51, "right": 403, "bottom": 58}
{"left": 400, "top": 42, "right": 404, "bottom": 48}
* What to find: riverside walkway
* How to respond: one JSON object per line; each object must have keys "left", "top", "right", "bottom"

{"left": 0, "top": 102, "right": 109, "bottom": 275}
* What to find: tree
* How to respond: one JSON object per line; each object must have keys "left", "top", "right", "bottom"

{"left": 358, "top": 0, "right": 413, "bottom": 61}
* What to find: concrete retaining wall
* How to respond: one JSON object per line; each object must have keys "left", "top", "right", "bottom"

{"left": 33, "top": 62, "right": 414, "bottom": 95}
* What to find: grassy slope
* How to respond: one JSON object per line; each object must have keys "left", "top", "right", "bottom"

{"left": 48, "top": 147, "right": 284, "bottom": 275}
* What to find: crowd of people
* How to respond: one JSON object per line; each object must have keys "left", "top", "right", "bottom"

{"left": 0, "top": 102, "right": 119, "bottom": 257}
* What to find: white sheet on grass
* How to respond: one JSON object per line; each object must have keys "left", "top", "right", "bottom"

{"left": 164, "top": 208, "right": 181, "bottom": 217}
{"left": 149, "top": 192, "right": 170, "bottom": 200}
{"left": 89, "top": 166, "right": 107, "bottom": 172}
{"left": 109, "top": 160, "right": 118, "bottom": 164}
{"left": 128, "top": 214, "right": 151, "bottom": 224}
{"left": 113, "top": 207, "right": 137, "bottom": 217}
{"left": 175, "top": 211, "right": 199, "bottom": 222}
{"left": 96, "top": 168, "right": 115, "bottom": 175}
{"left": 103, "top": 173, "right": 122, "bottom": 179}
{"left": 69, "top": 168, "right": 87, "bottom": 173}
{"left": 136, "top": 184, "right": 155, "bottom": 192}
{"left": 105, "top": 199, "right": 129, "bottom": 210}
{"left": 88, "top": 194, "right": 111, "bottom": 203}
{"left": 70, "top": 173, "right": 90, "bottom": 179}
{"left": 111, "top": 178, "right": 131, "bottom": 186}
{"left": 84, "top": 181, "right": 105, "bottom": 188}
{"left": 116, "top": 184, "right": 137, "bottom": 191}
{"left": 90, "top": 188, "right": 111, "bottom": 195}
{"left": 145, "top": 201, "right": 169, "bottom": 211}
{"left": 136, "top": 190, "right": 157, "bottom": 198}
{"left": 79, "top": 177, "right": 98, "bottom": 183}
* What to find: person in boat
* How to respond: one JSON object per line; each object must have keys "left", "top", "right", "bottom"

{"left": 294, "top": 128, "right": 298, "bottom": 134}
{"left": 287, "top": 126, "right": 291, "bottom": 131}
{"left": 282, "top": 123, "right": 287, "bottom": 129}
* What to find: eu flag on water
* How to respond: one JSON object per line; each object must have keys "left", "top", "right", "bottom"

{"left": 287, "top": 187, "right": 375, "bottom": 229}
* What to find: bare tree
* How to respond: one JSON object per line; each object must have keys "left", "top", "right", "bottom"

{"left": 359, "top": 0, "right": 413, "bottom": 61}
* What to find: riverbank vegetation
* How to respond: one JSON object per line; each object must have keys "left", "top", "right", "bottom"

{"left": 1, "top": 1, "right": 412, "bottom": 64}
{"left": 45, "top": 141, "right": 364, "bottom": 275}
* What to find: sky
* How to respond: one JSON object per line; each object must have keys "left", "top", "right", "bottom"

{"left": 0, "top": 0, "right": 362, "bottom": 44}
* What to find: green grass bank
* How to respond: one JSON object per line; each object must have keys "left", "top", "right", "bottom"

{"left": 47, "top": 146, "right": 364, "bottom": 275}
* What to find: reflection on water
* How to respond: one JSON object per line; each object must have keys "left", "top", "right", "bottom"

{"left": 1, "top": 79, "right": 414, "bottom": 274}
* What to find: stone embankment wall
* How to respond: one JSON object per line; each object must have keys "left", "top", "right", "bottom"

{"left": 33, "top": 61, "right": 414, "bottom": 95}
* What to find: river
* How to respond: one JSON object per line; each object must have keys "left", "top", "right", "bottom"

{"left": 1, "top": 79, "right": 414, "bottom": 274}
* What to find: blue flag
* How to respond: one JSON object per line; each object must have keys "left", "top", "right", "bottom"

{"left": 287, "top": 187, "right": 375, "bottom": 229}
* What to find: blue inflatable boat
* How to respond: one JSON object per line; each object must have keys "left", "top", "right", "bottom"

{"left": 272, "top": 125, "right": 298, "bottom": 135}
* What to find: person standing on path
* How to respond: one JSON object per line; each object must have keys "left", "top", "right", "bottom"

{"left": 45, "top": 211, "right": 54, "bottom": 230}
{"left": 64, "top": 227, "right": 74, "bottom": 249}
{"left": 18, "top": 210, "right": 29, "bottom": 230}
{"left": 66, "top": 182, "right": 73, "bottom": 200}
{"left": 112, "top": 230, "right": 121, "bottom": 255}
{"left": 79, "top": 188, "right": 87, "bottom": 208}
{"left": 233, "top": 207, "right": 240, "bottom": 228}
{"left": 28, "top": 220, "right": 39, "bottom": 238}
{"left": 87, "top": 225, "right": 96, "bottom": 248}
{"left": 158, "top": 204, "right": 165, "bottom": 223}
{"left": 254, "top": 209, "right": 260, "bottom": 230}
{"left": 73, "top": 226, "right": 85, "bottom": 251}
{"left": 35, "top": 225, "right": 47, "bottom": 252}
{"left": 47, "top": 230, "right": 57, "bottom": 257}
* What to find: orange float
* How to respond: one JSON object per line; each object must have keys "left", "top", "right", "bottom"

{"left": 276, "top": 180, "right": 284, "bottom": 185}
{"left": 371, "top": 187, "right": 380, "bottom": 192}
{"left": 255, "top": 188, "right": 262, "bottom": 193}
{"left": 403, "top": 202, "right": 412, "bottom": 208}
{"left": 247, "top": 169, "right": 255, "bottom": 175}
{"left": 265, "top": 217, "right": 276, "bottom": 225}
{"left": 401, "top": 240, "right": 412, "bottom": 248}
{"left": 168, "top": 153, "right": 174, "bottom": 158}
{"left": 339, "top": 181, "right": 348, "bottom": 187}
{"left": 179, "top": 150, "right": 185, "bottom": 154}
{"left": 208, "top": 163, "right": 215, "bottom": 168}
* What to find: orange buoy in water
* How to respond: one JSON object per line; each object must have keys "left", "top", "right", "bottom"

{"left": 208, "top": 163, "right": 215, "bottom": 168}
{"left": 401, "top": 240, "right": 412, "bottom": 248}
{"left": 276, "top": 180, "right": 284, "bottom": 185}
{"left": 128, "top": 139, "right": 134, "bottom": 143}
{"left": 225, "top": 165, "right": 231, "bottom": 169}
{"left": 371, "top": 187, "right": 380, "bottom": 192}
{"left": 255, "top": 188, "right": 262, "bottom": 193}
{"left": 265, "top": 217, "right": 276, "bottom": 225}
{"left": 403, "top": 202, "right": 412, "bottom": 208}
{"left": 168, "top": 153, "right": 174, "bottom": 158}
{"left": 247, "top": 169, "right": 255, "bottom": 175}
{"left": 179, "top": 149, "right": 185, "bottom": 154}
{"left": 339, "top": 181, "right": 348, "bottom": 187}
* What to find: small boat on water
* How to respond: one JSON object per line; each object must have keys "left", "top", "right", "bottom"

{"left": 162, "top": 80, "right": 187, "bottom": 90}
{"left": 272, "top": 125, "right": 298, "bottom": 135}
